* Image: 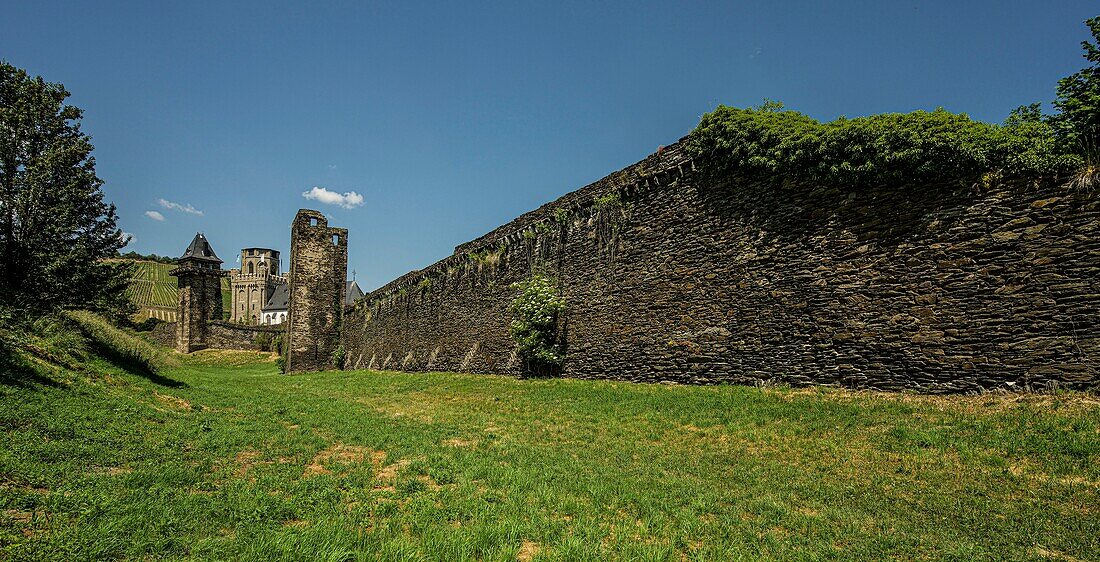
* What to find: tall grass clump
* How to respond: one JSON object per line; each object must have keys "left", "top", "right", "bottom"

{"left": 63, "top": 310, "right": 171, "bottom": 374}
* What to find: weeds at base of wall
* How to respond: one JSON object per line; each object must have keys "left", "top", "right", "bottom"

{"left": 330, "top": 345, "right": 346, "bottom": 371}
{"left": 253, "top": 332, "right": 285, "bottom": 354}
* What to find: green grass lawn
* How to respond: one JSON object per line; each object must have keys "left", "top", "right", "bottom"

{"left": 1, "top": 348, "right": 1098, "bottom": 561}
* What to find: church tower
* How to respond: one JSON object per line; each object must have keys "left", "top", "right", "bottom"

{"left": 170, "top": 233, "right": 226, "bottom": 353}
{"left": 229, "top": 247, "right": 285, "bottom": 324}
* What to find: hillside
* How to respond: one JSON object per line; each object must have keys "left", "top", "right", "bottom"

{"left": 122, "top": 259, "right": 231, "bottom": 321}
{"left": 1, "top": 319, "right": 1097, "bottom": 560}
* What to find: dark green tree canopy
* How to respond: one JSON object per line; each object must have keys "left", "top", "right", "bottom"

{"left": 0, "top": 61, "right": 132, "bottom": 318}
{"left": 1053, "top": 16, "right": 1100, "bottom": 162}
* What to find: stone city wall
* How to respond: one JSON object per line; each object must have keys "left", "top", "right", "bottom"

{"left": 148, "top": 320, "right": 177, "bottom": 348}
{"left": 342, "top": 140, "right": 1099, "bottom": 392}
{"left": 206, "top": 321, "right": 284, "bottom": 351}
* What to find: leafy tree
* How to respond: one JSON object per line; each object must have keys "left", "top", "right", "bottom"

{"left": 0, "top": 62, "right": 133, "bottom": 320}
{"left": 1052, "top": 16, "right": 1100, "bottom": 172}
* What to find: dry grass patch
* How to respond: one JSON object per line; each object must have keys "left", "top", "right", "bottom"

{"left": 769, "top": 386, "right": 1100, "bottom": 415}
{"left": 516, "top": 540, "right": 539, "bottom": 562}
{"left": 186, "top": 349, "right": 277, "bottom": 365}
{"left": 442, "top": 437, "right": 476, "bottom": 448}
{"left": 234, "top": 449, "right": 270, "bottom": 477}
{"left": 303, "top": 443, "right": 378, "bottom": 477}
{"left": 1031, "top": 546, "right": 1089, "bottom": 562}
{"left": 152, "top": 390, "right": 191, "bottom": 411}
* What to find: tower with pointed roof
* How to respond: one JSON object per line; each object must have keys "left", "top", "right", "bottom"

{"left": 170, "top": 233, "right": 227, "bottom": 353}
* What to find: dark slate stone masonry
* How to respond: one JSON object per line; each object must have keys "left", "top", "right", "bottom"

{"left": 343, "top": 140, "right": 1099, "bottom": 393}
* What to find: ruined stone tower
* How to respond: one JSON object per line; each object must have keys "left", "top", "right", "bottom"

{"left": 170, "top": 233, "right": 226, "bottom": 353}
{"left": 286, "top": 209, "right": 348, "bottom": 372}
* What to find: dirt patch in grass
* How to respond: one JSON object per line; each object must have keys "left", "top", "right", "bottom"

{"left": 516, "top": 540, "right": 539, "bottom": 562}
{"left": 442, "top": 437, "right": 476, "bottom": 448}
{"left": 770, "top": 386, "right": 1100, "bottom": 415}
{"left": 303, "top": 443, "right": 379, "bottom": 477}
{"left": 92, "top": 466, "right": 132, "bottom": 476}
{"left": 3, "top": 509, "right": 47, "bottom": 538}
{"left": 187, "top": 349, "right": 277, "bottom": 366}
{"left": 152, "top": 390, "right": 191, "bottom": 411}
{"left": 376, "top": 458, "right": 409, "bottom": 481}
{"left": 234, "top": 448, "right": 276, "bottom": 477}
{"left": 1031, "top": 546, "right": 1088, "bottom": 562}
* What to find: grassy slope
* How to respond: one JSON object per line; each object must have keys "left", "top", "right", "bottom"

{"left": 1, "top": 347, "right": 1098, "bottom": 561}
{"left": 123, "top": 259, "right": 232, "bottom": 316}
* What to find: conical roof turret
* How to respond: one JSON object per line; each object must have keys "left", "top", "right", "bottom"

{"left": 179, "top": 232, "right": 222, "bottom": 264}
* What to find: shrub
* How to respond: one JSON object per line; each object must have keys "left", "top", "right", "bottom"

{"left": 63, "top": 310, "right": 169, "bottom": 374}
{"left": 253, "top": 331, "right": 286, "bottom": 354}
{"left": 509, "top": 275, "right": 566, "bottom": 376}
{"left": 330, "top": 344, "right": 346, "bottom": 370}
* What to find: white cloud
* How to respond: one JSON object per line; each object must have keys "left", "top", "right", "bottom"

{"left": 145, "top": 210, "right": 165, "bottom": 221}
{"left": 302, "top": 186, "right": 364, "bottom": 209}
{"left": 158, "top": 198, "right": 204, "bottom": 216}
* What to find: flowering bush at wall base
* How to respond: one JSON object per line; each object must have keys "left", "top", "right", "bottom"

{"left": 509, "top": 275, "right": 566, "bottom": 375}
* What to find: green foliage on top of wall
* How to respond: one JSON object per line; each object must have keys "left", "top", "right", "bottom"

{"left": 684, "top": 101, "right": 1082, "bottom": 191}
{"left": 594, "top": 191, "right": 623, "bottom": 210}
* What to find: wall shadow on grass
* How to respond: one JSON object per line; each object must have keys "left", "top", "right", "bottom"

{"left": 89, "top": 346, "right": 187, "bottom": 389}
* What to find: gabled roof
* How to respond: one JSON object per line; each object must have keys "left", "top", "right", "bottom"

{"left": 263, "top": 283, "right": 289, "bottom": 312}
{"left": 345, "top": 280, "right": 364, "bottom": 305}
{"left": 179, "top": 233, "right": 222, "bottom": 263}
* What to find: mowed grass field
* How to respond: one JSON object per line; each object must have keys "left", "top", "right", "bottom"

{"left": 1, "top": 349, "right": 1098, "bottom": 561}
{"left": 123, "top": 260, "right": 232, "bottom": 317}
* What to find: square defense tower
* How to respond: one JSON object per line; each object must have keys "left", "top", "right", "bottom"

{"left": 170, "top": 233, "right": 227, "bottom": 353}
{"left": 286, "top": 209, "right": 348, "bottom": 372}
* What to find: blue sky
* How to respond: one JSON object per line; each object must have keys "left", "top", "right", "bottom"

{"left": 3, "top": 1, "right": 1095, "bottom": 290}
